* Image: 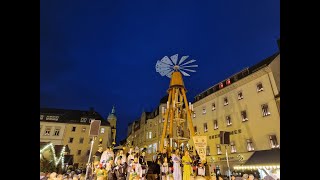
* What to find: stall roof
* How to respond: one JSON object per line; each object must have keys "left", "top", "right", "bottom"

{"left": 245, "top": 149, "right": 280, "bottom": 165}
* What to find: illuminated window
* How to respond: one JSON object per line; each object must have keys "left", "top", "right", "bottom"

{"left": 153, "top": 143, "right": 157, "bottom": 153}
{"left": 219, "top": 83, "right": 224, "bottom": 89}
{"left": 148, "top": 145, "right": 152, "bottom": 154}
{"left": 149, "top": 132, "right": 152, "bottom": 139}
{"left": 262, "top": 104, "right": 271, "bottom": 117}
{"left": 269, "top": 135, "right": 279, "bottom": 148}
{"left": 246, "top": 139, "right": 254, "bottom": 151}
{"left": 100, "top": 128, "right": 105, "bottom": 134}
{"left": 40, "top": 115, "right": 44, "bottom": 120}
{"left": 82, "top": 127, "right": 86, "bottom": 132}
{"left": 226, "top": 116, "right": 232, "bottom": 126}
{"left": 230, "top": 142, "right": 237, "bottom": 153}
{"left": 202, "top": 107, "right": 206, "bottom": 114}
{"left": 80, "top": 117, "right": 87, "bottom": 123}
{"left": 217, "top": 144, "right": 222, "bottom": 155}
{"left": 77, "top": 150, "right": 81, "bottom": 155}
{"left": 72, "top": 127, "right": 76, "bottom": 132}
{"left": 213, "top": 120, "right": 218, "bottom": 130}
{"left": 206, "top": 146, "right": 211, "bottom": 155}
{"left": 46, "top": 116, "right": 59, "bottom": 121}
{"left": 69, "top": 138, "right": 74, "bottom": 143}
{"left": 226, "top": 79, "right": 231, "bottom": 85}
{"left": 257, "top": 83, "right": 264, "bottom": 92}
{"left": 238, "top": 91, "right": 243, "bottom": 100}
{"left": 203, "top": 123, "right": 208, "bottom": 132}
{"left": 241, "top": 110, "right": 248, "bottom": 122}
{"left": 79, "top": 137, "right": 84, "bottom": 144}
{"left": 53, "top": 128, "right": 60, "bottom": 136}
{"left": 44, "top": 127, "right": 51, "bottom": 136}
{"left": 212, "top": 103, "right": 216, "bottom": 111}
{"left": 224, "top": 97, "right": 229, "bottom": 106}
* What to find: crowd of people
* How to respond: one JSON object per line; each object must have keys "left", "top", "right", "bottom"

{"left": 40, "top": 145, "right": 276, "bottom": 180}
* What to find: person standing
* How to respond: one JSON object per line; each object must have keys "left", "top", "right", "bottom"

{"left": 182, "top": 150, "right": 192, "bottom": 180}
{"left": 172, "top": 149, "right": 182, "bottom": 180}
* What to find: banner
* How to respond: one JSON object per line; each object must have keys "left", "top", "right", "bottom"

{"left": 193, "top": 136, "right": 207, "bottom": 163}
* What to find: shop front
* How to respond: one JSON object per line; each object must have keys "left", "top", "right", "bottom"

{"left": 233, "top": 149, "right": 280, "bottom": 179}
{"left": 206, "top": 151, "right": 254, "bottom": 176}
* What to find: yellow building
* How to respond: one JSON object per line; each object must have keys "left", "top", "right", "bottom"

{"left": 40, "top": 107, "right": 113, "bottom": 169}
{"left": 191, "top": 52, "right": 280, "bottom": 176}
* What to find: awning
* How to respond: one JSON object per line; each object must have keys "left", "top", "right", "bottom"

{"left": 245, "top": 149, "right": 280, "bottom": 166}
{"left": 234, "top": 149, "right": 280, "bottom": 170}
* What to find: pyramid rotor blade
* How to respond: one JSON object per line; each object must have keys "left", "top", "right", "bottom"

{"left": 180, "top": 69, "right": 190, "bottom": 76}
{"left": 165, "top": 70, "right": 174, "bottom": 78}
{"left": 160, "top": 56, "right": 174, "bottom": 66}
{"left": 180, "top": 64, "right": 198, "bottom": 68}
{"left": 160, "top": 68, "right": 173, "bottom": 76}
{"left": 156, "top": 61, "right": 172, "bottom": 72}
{"left": 178, "top": 55, "right": 189, "bottom": 65}
{"left": 180, "top": 68, "right": 196, "bottom": 72}
{"left": 170, "top": 54, "right": 179, "bottom": 65}
{"left": 181, "top": 59, "right": 196, "bottom": 66}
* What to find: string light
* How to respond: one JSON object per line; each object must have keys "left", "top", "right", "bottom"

{"left": 40, "top": 143, "right": 65, "bottom": 168}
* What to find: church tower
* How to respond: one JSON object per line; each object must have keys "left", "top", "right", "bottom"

{"left": 107, "top": 105, "right": 117, "bottom": 144}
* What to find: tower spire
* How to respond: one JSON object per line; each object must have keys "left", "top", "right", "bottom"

{"left": 111, "top": 105, "right": 115, "bottom": 114}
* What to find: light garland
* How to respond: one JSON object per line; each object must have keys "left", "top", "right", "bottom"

{"left": 40, "top": 143, "right": 66, "bottom": 169}
{"left": 233, "top": 165, "right": 280, "bottom": 170}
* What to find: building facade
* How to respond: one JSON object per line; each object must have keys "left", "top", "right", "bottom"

{"left": 40, "top": 107, "right": 113, "bottom": 169}
{"left": 191, "top": 52, "right": 280, "bottom": 174}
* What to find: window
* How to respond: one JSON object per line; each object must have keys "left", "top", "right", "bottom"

{"left": 153, "top": 143, "right": 157, "bottom": 153}
{"left": 230, "top": 142, "right": 237, "bottom": 153}
{"left": 246, "top": 139, "right": 254, "bottom": 151}
{"left": 226, "top": 79, "right": 231, "bottom": 85}
{"left": 44, "top": 127, "right": 51, "bottom": 136}
{"left": 148, "top": 145, "right": 152, "bottom": 154}
{"left": 72, "top": 127, "right": 76, "bottom": 132}
{"left": 224, "top": 97, "right": 229, "bottom": 106}
{"left": 87, "top": 150, "right": 90, "bottom": 156}
{"left": 241, "top": 110, "right": 248, "bottom": 122}
{"left": 213, "top": 120, "right": 218, "bottom": 130}
{"left": 82, "top": 127, "right": 86, "bottom": 132}
{"left": 89, "top": 138, "right": 92, "bottom": 144}
{"left": 193, "top": 112, "right": 196, "bottom": 118}
{"left": 53, "top": 128, "right": 60, "bottom": 136}
{"left": 46, "top": 116, "right": 59, "bottom": 121}
{"left": 269, "top": 135, "right": 279, "bottom": 148}
{"left": 217, "top": 144, "right": 222, "bottom": 155}
{"left": 69, "top": 138, "right": 74, "bottom": 143}
{"left": 194, "top": 126, "right": 198, "bottom": 133}
{"left": 80, "top": 117, "right": 87, "bottom": 123}
{"left": 79, "top": 137, "right": 84, "bottom": 144}
{"left": 257, "top": 83, "right": 264, "bottom": 92}
{"left": 100, "top": 128, "right": 105, "bottom": 134}
{"left": 206, "top": 146, "right": 211, "bottom": 155}
{"left": 146, "top": 132, "right": 149, "bottom": 139}
{"left": 203, "top": 123, "right": 208, "bottom": 132}
{"left": 226, "top": 116, "right": 232, "bottom": 126}
{"left": 261, "top": 104, "right": 271, "bottom": 117}
{"left": 202, "top": 107, "right": 206, "bottom": 114}
{"left": 238, "top": 91, "right": 243, "bottom": 100}
{"left": 77, "top": 150, "right": 81, "bottom": 155}
{"left": 40, "top": 115, "right": 44, "bottom": 120}
{"left": 149, "top": 132, "right": 152, "bottom": 139}
{"left": 212, "top": 103, "right": 216, "bottom": 111}
{"left": 219, "top": 83, "right": 224, "bottom": 89}
{"left": 153, "top": 132, "right": 157, "bottom": 138}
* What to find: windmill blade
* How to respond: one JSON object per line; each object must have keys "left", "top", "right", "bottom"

{"left": 160, "top": 56, "right": 174, "bottom": 66}
{"left": 159, "top": 68, "right": 173, "bottom": 76}
{"left": 180, "top": 67, "right": 196, "bottom": 72}
{"left": 178, "top": 55, "right": 189, "bottom": 65}
{"left": 180, "top": 69, "right": 191, "bottom": 76}
{"left": 180, "top": 59, "right": 196, "bottom": 66}
{"left": 165, "top": 70, "right": 174, "bottom": 78}
{"left": 156, "top": 60, "right": 172, "bottom": 72}
{"left": 180, "top": 64, "right": 198, "bottom": 68}
{"left": 170, "top": 54, "right": 179, "bottom": 65}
